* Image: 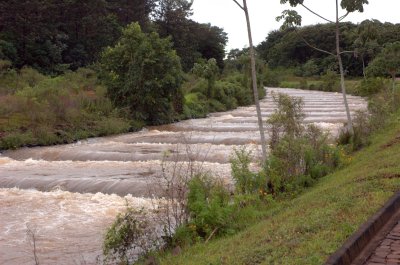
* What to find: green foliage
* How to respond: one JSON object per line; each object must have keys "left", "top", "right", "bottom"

{"left": 266, "top": 94, "right": 340, "bottom": 194}
{"left": 366, "top": 42, "right": 400, "bottom": 81}
{"left": 0, "top": 132, "right": 35, "bottom": 150}
{"left": 301, "top": 59, "right": 321, "bottom": 77}
{"left": 0, "top": 67, "right": 132, "bottom": 150}
{"left": 0, "top": 1, "right": 227, "bottom": 74}
{"left": 213, "top": 81, "right": 239, "bottom": 109}
{"left": 103, "top": 207, "right": 155, "bottom": 264}
{"left": 171, "top": 172, "right": 274, "bottom": 249}
{"left": 355, "top": 77, "right": 387, "bottom": 96}
{"left": 192, "top": 59, "right": 219, "bottom": 98}
{"left": 339, "top": 81, "right": 400, "bottom": 151}
{"left": 186, "top": 175, "right": 233, "bottom": 238}
{"left": 267, "top": 93, "right": 305, "bottom": 147}
{"left": 221, "top": 73, "right": 253, "bottom": 105}
{"left": 158, "top": 111, "right": 400, "bottom": 265}
{"left": 100, "top": 22, "right": 183, "bottom": 125}
{"left": 258, "top": 21, "right": 400, "bottom": 77}
{"left": 181, "top": 69, "right": 258, "bottom": 120}
{"left": 263, "top": 66, "right": 281, "bottom": 87}
{"left": 182, "top": 92, "right": 209, "bottom": 118}
{"left": 0, "top": 0, "right": 154, "bottom": 73}
{"left": 155, "top": 1, "right": 227, "bottom": 71}
{"left": 368, "top": 87, "right": 400, "bottom": 130}
{"left": 321, "top": 70, "right": 339, "bottom": 91}
{"left": 230, "top": 147, "right": 267, "bottom": 195}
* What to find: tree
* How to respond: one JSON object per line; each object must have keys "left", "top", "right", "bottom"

{"left": 0, "top": 0, "right": 66, "bottom": 73}
{"left": 155, "top": 0, "right": 227, "bottom": 71}
{"left": 232, "top": 0, "right": 267, "bottom": 163}
{"left": 0, "top": 0, "right": 158, "bottom": 73}
{"left": 100, "top": 23, "right": 183, "bottom": 125}
{"left": 277, "top": 0, "right": 369, "bottom": 134}
{"left": 107, "top": 0, "right": 156, "bottom": 28}
{"left": 194, "top": 23, "right": 228, "bottom": 69}
{"left": 155, "top": 0, "right": 197, "bottom": 71}
{"left": 367, "top": 42, "right": 400, "bottom": 95}
{"left": 192, "top": 58, "right": 219, "bottom": 98}
{"left": 354, "top": 20, "right": 381, "bottom": 79}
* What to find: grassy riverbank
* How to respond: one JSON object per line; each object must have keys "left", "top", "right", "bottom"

{"left": 0, "top": 66, "right": 262, "bottom": 150}
{"left": 0, "top": 68, "right": 133, "bottom": 150}
{"left": 156, "top": 112, "right": 400, "bottom": 265}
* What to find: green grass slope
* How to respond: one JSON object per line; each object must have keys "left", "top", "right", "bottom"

{"left": 159, "top": 116, "right": 400, "bottom": 265}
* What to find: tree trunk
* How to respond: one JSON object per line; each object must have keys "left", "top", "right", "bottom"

{"left": 392, "top": 72, "right": 396, "bottom": 109}
{"left": 336, "top": 0, "right": 353, "bottom": 134}
{"left": 243, "top": 0, "right": 267, "bottom": 163}
{"left": 392, "top": 73, "right": 396, "bottom": 95}
{"left": 362, "top": 57, "right": 366, "bottom": 80}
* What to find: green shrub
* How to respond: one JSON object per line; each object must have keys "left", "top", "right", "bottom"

{"left": 266, "top": 94, "right": 340, "bottom": 194}
{"left": 214, "top": 81, "right": 238, "bottom": 110}
{"left": 301, "top": 59, "right": 320, "bottom": 77}
{"left": 279, "top": 81, "right": 299, "bottom": 88}
{"left": 320, "top": 70, "right": 339, "bottom": 92}
{"left": 299, "top": 79, "right": 308, "bottom": 89}
{"left": 182, "top": 92, "right": 208, "bottom": 118}
{"left": 0, "top": 132, "right": 35, "bottom": 149}
{"left": 355, "top": 77, "right": 387, "bottom": 96}
{"left": 94, "top": 117, "right": 131, "bottom": 136}
{"left": 171, "top": 174, "right": 234, "bottom": 247}
{"left": 207, "top": 99, "right": 226, "bottom": 112}
{"left": 186, "top": 175, "right": 233, "bottom": 238}
{"left": 230, "top": 147, "right": 267, "bottom": 195}
{"left": 263, "top": 68, "right": 280, "bottom": 87}
{"left": 103, "top": 207, "right": 156, "bottom": 265}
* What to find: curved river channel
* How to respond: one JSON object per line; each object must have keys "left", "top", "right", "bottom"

{"left": 0, "top": 88, "right": 367, "bottom": 264}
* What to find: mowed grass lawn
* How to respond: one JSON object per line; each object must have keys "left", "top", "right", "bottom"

{"left": 158, "top": 114, "right": 400, "bottom": 265}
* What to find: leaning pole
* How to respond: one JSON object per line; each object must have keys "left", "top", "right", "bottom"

{"left": 232, "top": 0, "right": 268, "bottom": 163}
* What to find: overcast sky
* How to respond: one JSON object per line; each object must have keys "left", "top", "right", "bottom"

{"left": 192, "top": 0, "right": 400, "bottom": 51}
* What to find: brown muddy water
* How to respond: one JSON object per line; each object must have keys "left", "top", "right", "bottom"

{"left": 0, "top": 88, "right": 367, "bottom": 264}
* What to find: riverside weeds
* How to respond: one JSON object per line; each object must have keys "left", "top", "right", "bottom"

{"left": 156, "top": 110, "right": 400, "bottom": 265}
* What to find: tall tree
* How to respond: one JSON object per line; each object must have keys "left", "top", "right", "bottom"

{"left": 59, "top": 0, "right": 123, "bottom": 69}
{"left": 354, "top": 19, "right": 380, "bottom": 79}
{"left": 155, "top": 0, "right": 227, "bottom": 71}
{"left": 277, "top": 0, "right": 369, "bottom": 134}
{"left": 0, "top": 0, "right": 65, "bottom": 73}
{"left": 0, "top": 0, "right": 158, "bottom": 72}
{"left": 154, "top": 0, "right": 195, "bottom": 70}
{"left": 100, "top": 23, "right": 183, "bottom": 125}
{"left": 367, "top": 41, "right": 400, "bottom": 96}
{"left": 107, "top": 0, "right": 156, "bottom": 28}
{"left": 192, "top": 58, "right": 219, "bottom": 99}
{"left": 232, "top": 0, "right": 267, "bottom": 163}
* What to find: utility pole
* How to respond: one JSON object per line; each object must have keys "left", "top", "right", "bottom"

{"left": 232, "top": 0, "right": 268, "bottom": 163}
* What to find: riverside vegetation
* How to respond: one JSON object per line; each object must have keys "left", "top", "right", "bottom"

{"left": 0, "top": 22, "right": 263, "bottom": 150}
{"left": 101, "top": 68, "right": 400, "bottom": 265}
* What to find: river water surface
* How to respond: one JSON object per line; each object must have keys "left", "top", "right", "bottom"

{"left": 0, "top": 88, "right": 367, "bottom": 264}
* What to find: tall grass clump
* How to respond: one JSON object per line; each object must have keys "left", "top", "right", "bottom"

{"left": 0, "top": 67, "right": 132, "bottom": 150}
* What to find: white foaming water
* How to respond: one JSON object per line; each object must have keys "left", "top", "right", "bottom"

{"left": 0, "top": 188, "right": 160, "bottom": 265}
{"left": 0, "top": 88, "right": 367, "bottom": 264}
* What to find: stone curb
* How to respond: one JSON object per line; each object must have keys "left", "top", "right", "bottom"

{"left": 325, "top": 191, "right": 400, "bottom": 265}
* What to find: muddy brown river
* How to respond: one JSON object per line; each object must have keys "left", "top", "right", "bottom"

{"left": 0, "top": 88, "right": 367, "bottom": 264}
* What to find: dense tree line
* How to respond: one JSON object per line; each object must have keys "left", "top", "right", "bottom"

{"left": 258, "top": 20, "right": 400, "bottom": 76}
{"left": 0, "top": 0, "right": 227, "bottom": 74}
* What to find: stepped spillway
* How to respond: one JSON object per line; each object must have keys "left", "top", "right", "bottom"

{"left": 0, "top": 88, "right": 367, "bottom": 264}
